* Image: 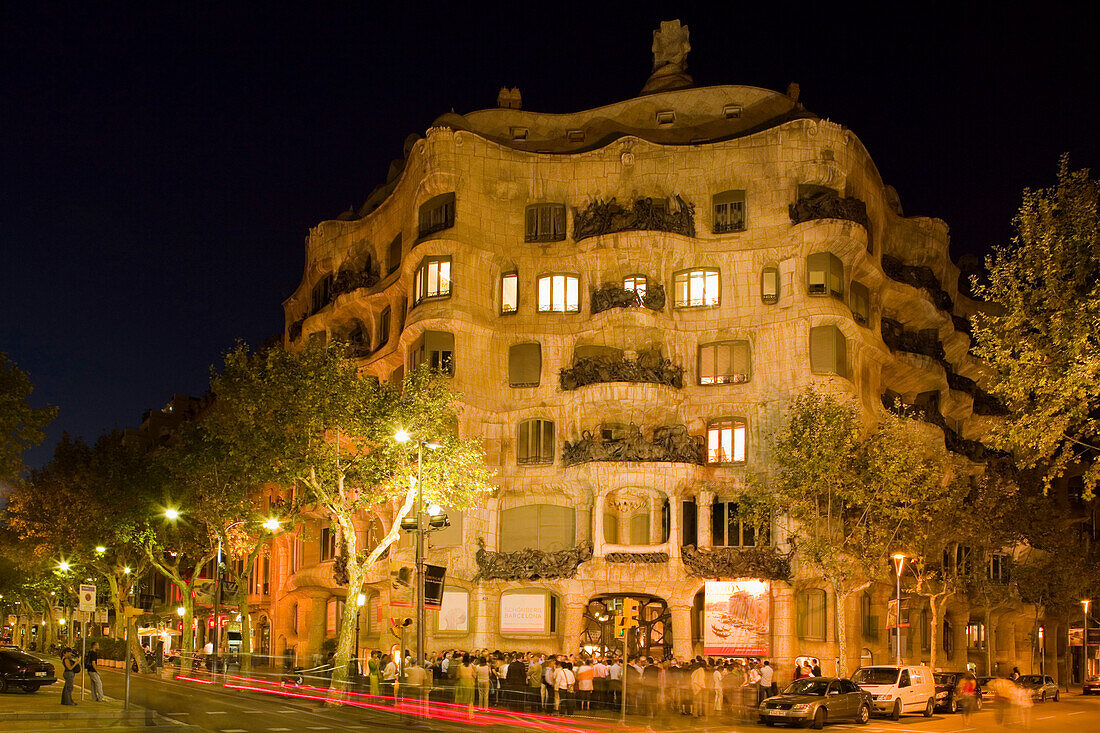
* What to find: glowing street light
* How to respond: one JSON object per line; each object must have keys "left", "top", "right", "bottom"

{"left": 177, "top": 606, "right": 186, "bottom": 617}
{"left": 263, "top": 517, "right": 281, "bottom": 532}
{"left": 123, "top": 567, "right": 131, "bottom": 574}
{"left": 58, "top": 561, "right": 71, "bottom": 572}
{"left": 95, "top": 546, "right": 106, "bottom": 554}
{"left": 394, "top": 428, "right": 411, "bottom": 444}
{"left": 165, "top": 508, "right": 180, "bottom": 521}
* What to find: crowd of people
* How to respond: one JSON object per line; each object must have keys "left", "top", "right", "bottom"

{"left": 342, "top": 648, "right": 823, "bottom": 720}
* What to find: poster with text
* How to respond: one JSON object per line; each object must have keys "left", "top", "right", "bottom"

{"left": 438, "top": 589, "right": 469, "bottom": 633}
{"left": 500, "top": 592, "right": 547, "bottom": 634}
{"left": 704, "top": 579, "right": 770, "bottom": 656}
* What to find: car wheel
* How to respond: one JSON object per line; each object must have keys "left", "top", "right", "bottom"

{"left": 811, "top": 707, "right": 826, "bottom": 729}
{"left": 924, "top": 698, "right": 934, "bottom": 717}
{"left": 20, "top": 684, "right": 39, "bottom": 693}
{"left": 1054, "top": 690, "right": 1060, "bottom": 702}
{"left": 0, "top": 678, "right": 7, "bottom": 694}
{"left": 891, "top": 700, "right": 901, "bottom": 720}
{"left": 1040, "top": 691, "right": 1046, "bottom": 703}
{"left": 949, "top": 697, "right": 957, "bottom": 714}
{"left": 764, "top": 721, "right": 774, "bottom": 727}
{"left": 975, "top": 695, "right": 983, "bottom": 711}
{"left": 856, "top": 704, "right": 870, "bottom": 725}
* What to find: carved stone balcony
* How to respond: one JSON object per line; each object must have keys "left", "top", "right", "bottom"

{"left": 591, "top": 283, "right": 665, "bottom": 314}
{"left": 331, "top": 266, "right": 379, "bottom": 298}
{"left": 681, "top": 544, "right": 793, "bottom": 582}
{"left": 288, "top": 316, "right": 306, "bottom": 342}
{"left": 881, "top": 255, "right": 954, "bottom": 312}
{"left": 572, "top": 195, "right": 695, "bottom": 241}
{"left": 559, "top": 351, "right": 683, "bottom": 390}
{"left": 562, "top": 424, "right": 704, "bottom": 467}
{"left": 880, "top": 393, "right": 1005, "bottom": 463}
{"left": 473, "top": 538, "right": 592, "bottom": 581}
{"left": 788, "top": 189, "right": 870, "bottom": 234}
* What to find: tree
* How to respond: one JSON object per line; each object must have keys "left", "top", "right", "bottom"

{"left": 763, "top": 388, "right": 958, "bottom": 674}
{"left": 210, "top": 343, "right": 494, "bottom": 692}
{"left": 0, "top": 352, "right": 56, "bottom": 483}
{"left": 971, "top": 158, "right": 1100, "bottom": 498}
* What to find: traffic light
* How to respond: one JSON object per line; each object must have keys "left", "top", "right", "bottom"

{"left": 613, "top": 614, "right": 626, "bottom": 637}
{"left": 623, "top": 598, "right": 640, "bottom": 629}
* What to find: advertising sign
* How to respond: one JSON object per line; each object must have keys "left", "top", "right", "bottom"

{"left": 886, "top": 598, "right": 910, "bottom": 629}
{"left": 703, "top": 580, "right": 770, "bottom": 656}
{"left": 438, "top": 589, "right": 468, "bottom": 633}
{"left": 78, "top": 584, "right": 96, "bottom": 613}
{"left": 389, "top": 560, "right": 413, "bottom": 608}
{"left": 500, "top": 592, "right": 547, "bottom": 634}
{"left": 423, "top": 564, "right": 446, "bottom": 611}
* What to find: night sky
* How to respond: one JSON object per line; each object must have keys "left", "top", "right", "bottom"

{"left": 2, "top": 3, "right": 1096, "bottom": 468}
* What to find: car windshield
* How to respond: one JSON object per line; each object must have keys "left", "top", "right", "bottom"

{"left": 851, "top": 668, "right": 898, "bottom": 685}
{"left": 1018, "top": 675, "right": 1043, "bottom": 685}
{"left": 784, "top": 678, "right": 831, "bottom": 696}
{"left": 0, "top": 650, "right": 43, "bottom": 664}
{"left": 934, "top": 673, "right": 957, "bottom": 685}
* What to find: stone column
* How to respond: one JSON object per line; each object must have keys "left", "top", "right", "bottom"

{"left": 669, "top": 495, "right": 682, "bottom": 559}
{"left": 303, "top": 591, "right": 329, "bottom": 665}
{"left": 593, "top": 494, "right": 606, "bottom": 558}
{"left": 649, "top": 495, "right": 662, "bottom": 546}
{"left": 671, "top": 604, "right": 694, "bottom": 660}
{"left": 618, "top": 506, "right": 631, "bottom": 547}
{"left": 697, "top": 489, "right": 713, "bottom": 548}
{"left": 562, "top": 593, "right": 587, "bottom": 656}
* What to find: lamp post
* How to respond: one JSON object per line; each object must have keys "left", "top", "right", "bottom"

{"left": 1084, "top": 599, "right": 1092, "bottom": 684}
{"left": 1038, "top": 625, "right": 1045, "bottom": 676}
{"left": 892, "top": 553, "right": 906, "bottom": 667}
{"left": 355, "top": 593, "right": 366, "bottom": 679}
{"left": 394, "top": 430, "right": 442, "bottom": 670}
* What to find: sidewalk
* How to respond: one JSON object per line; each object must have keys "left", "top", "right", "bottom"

{"left": 0, "top": 679, "right": 180, "bottom": 730}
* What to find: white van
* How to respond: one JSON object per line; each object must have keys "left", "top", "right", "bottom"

{"left": 850, "top": 665, "right": 937, "bottom": 719}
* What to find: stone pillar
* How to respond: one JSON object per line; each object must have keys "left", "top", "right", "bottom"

{"left": 472, "top": 586, "right": 492, "bottom": 650}
{"left": 772, "top": 584, "right": 795, "bottom": 673}
{"left": 669, "top": 495, "right": 681, "bottom": 559}
{"left": 649, "top": 495, "right": 662, "bottom": 546}
{"left": 593, "top": 494, "right": 606, "bottom": 558}
{"left": 671, "top": 604, "right": 694, "bottom": 660}
{"left": 697, "top": 490, "right": 713, "bottom": 548}
{"left": 562, "top": 593, "right": 587, "bottom": 657}
{"left": 303, "top": 591, "right": 328, "bottom": 666}
{"left": 618, "top": 507, "right": 631, "bottom": 547}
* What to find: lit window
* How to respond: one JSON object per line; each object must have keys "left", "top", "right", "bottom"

{"left": 707, "top": 417, "right": 746, "bottom": 464}
{"left": 501, "top": 272, "right": 518, "bottom": 314}
{"left": 623, "top": 275, "right": 647, "bottom": 299}
{"left": 713, "top": 190, "right": 746, "bottom": 233}
{"left": 761, "top": 266, "right": 780, "bottom": 304}
{"left": 698, "top": 341, "right": 751, "bottom": 384}
{"left": 524, "top": 204, "right": 567, "bottom": 242}
{"left": 408, "top": 330, "right": 454, "bottom": 377}
{"left": 807, "top": 252, "right": 844, "bottom": 299}
{"left": 537, "top": 274, "right": 580, "bottom": 313}
{"left": 412, "top": 256, "right": 452, "bottom": 305}
{"left": 673, "top": 268, "right": 720, "bottom": 308}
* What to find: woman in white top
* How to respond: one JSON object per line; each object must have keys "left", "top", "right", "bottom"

{"left": 475, "top": 656, "right": 491, "bottom": 710}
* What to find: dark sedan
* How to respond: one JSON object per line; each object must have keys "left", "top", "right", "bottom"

{"left": 934, "top": 672, "right": 983, "bottom": 713}
{"left": 0, "top": 649, "right": 56, "bottom": 693}
{"left": 759, "top": 677, "right": 873, "bottom": 728}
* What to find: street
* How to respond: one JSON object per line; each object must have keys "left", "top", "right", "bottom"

{"left": 86, "top": 668, "right": 1100, "bottom": 733}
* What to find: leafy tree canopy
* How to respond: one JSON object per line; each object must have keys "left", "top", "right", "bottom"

{"left": 0, "top": 352, "right": 56, "bottom": 483}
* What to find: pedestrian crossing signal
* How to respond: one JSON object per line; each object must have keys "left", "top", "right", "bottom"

{"left": 614, "top": 614, "right": 626, "bottom": 637}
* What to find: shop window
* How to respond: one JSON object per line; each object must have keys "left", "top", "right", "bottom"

{"left": 810, "top": 325, "right": 848, "bottom": 377}
{"left": 499, "top": 590, "right": 558, "bottom": 635}
{"left": 673, "top": 268, "right": 720, "bottom": 308}
{"left": 377, "top": 307, "right": 390, "bottom": 349}
{"left": 706, "top": 417, "right": 747, "bottom": 464}
{"left": 796, "top": 589, "right": 827, "bottom": 640}
{"left": 850, "top": 281, "right": 870, "bottom": 325}
{"left": 509, "top": 343, "right": 541, "bottom": 388}
{"left": 966, "top": 621, "right": 985, "bottom": 650}
{"left": 412, "top": 256, "right": 452, "bottom": 306}
{"left": 311, "top": 275, "right": 334, "bottom": 314}
{"left": 525, "top": 204, "right": 566, "bottom": 242}
{"left": 516, "top": 418, "right": 554, "bottom": 465}
{"left": 499, "top": 505, "right": 574, "bottom": 552}
{"left": 387, "top": 235, "right": 402, "bottom": 275}
{"left": 408, "top": 330, "right": 454, "bottom": 376}
{"left": 537, "top": 274, "right": 580, "bottom": 313}
{"left": 623, "top": 274, "right": 647, "bottom": 298}
{"left": 418, "top": 193, "right": 455, "bottom": 238}
{"left": 761, "top": 266, "right": 780, "bottom": 304}
{"left": 501, "top": 272, "right": 518, "bottom": 314}
{"left": 698, "top": 340, "right": 751, "bottom": 385}
{"left": 325, "top": 597, "right": 345, "bottom": 637}
{"left": 713, "top": 190, "right": 746, "bottom": 233}
{"left": 438, "top": 587, "right": 469, "bottom": 633}
{"left": 807, "top": 252, "right": 844, "bottom": 299}
{"left": 711, "top": 500, "right": 767, "bottom": 547}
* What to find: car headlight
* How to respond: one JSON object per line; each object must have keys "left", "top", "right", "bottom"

{"left": 759, "top": 702, "right": 768, "bottom": 709}
{"left": 874, "top": 694, "right": 892, "bottom": 700}
{"left": 791, "top": 703, "right": 811, "bottom": 712}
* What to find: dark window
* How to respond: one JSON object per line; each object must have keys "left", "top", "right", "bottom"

{"left": 509, "top": 343, "right": 541, "bottom": 388}
{"left": 711, "top": 500, "right": 766, "bottom": 547}
{"left": 861, "top": 592, "right": 874, "bottom": 638}
{"left": 389, "top": 365, "right": 404, "bottom": 386}
{"left": 681, "top": 500, "right": 698, "bottom": 546}
{"left": 409, "top": 330, "right": 454, "bottom": 376}
{"left": 311, "top": 275, "right": 334, "bottom": 314}
{"left": 418, "top": 193, "right": 455, "bottom": 238}
{"left": 501, "top": 272, "right": 518, "bottom": 314}
{"left": 673, "top": 268, "right": 720, "bottom": 308}
{"left": 261, "top": 556, "right": 270, "bottom": 596}
{"left": 707, "top": 417, "right": 747, "bottom": 463}
{"left": 921, "top": 608, "right": 931, "bottom": 652}
{"left": 387, "top": 235, "right": 402, "bottom": 275}
{"left": 850, "top": 281, "right": 870, "bottom": 325}
{"left": 698, "top": 341, "right": 751, "bottom": 385}
{"left": 807, "top": 252, "right": 844, "bottom": 298}
{"left": 713, "top": 190, "right": 746, "bottom": 233}
{"left": 412, "top": 256, "right": 452, "bottom": 305}
{"left": 377, "top": 307, "right": 391, "bottom": 349}
{"left": 796, "top": 589, "right": 827, "bottom": 640}
{"left": 761, "top": 266, "right": 780, "bottom": 304}
{"left": 517, "top": 418, "right": 554, "bottom": 465}
{"left": 524, "top": 204, "right": 567, "bottom": 242}
{"left": 915, "top": 390, "right": 941, "bottom": 414}
{"left": 943, "top": 620, "right": 953, "bottom": 655}
{"left": 320, "top": 526, "right": 336, "bottom": 561}
{"left": 810, "top": 325, "right": 848, "bottom": 377}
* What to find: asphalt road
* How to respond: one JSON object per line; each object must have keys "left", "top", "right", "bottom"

{"left": 92, "top": 668, "right": 1100, "bottom": 733}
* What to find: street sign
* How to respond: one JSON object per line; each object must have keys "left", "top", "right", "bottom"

{"left": 94, "top": 609, "right": 108, "bottom": 624}
{"left": 79, "top": 584, "right": 96, "bottom": 613}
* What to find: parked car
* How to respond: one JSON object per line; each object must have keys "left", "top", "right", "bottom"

{"left": 850, "top": 665, "right": 936, "bottom": 720}
{"left": 977, "top": 676, "right": 1001, "bottom": 701}
{"left": 759, "top": 677, "right": 874, "bottom": 728}
{"left": 0, "top": 649, "right": 57, "bottom": 693}
{"left": 1083, "top": 676, "right": 1100, "bottom": 695}
{"left": 933, "top": 672, "right": 984, "bottom": 713}
{"left": 1017, "top": 674, "right": 1060, "bottom": 702}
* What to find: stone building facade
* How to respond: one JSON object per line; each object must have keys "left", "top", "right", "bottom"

{"left": 257, "top": 24, "right": 1066, "bottom": 677}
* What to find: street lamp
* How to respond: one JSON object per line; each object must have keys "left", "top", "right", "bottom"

{"left": 164, "top": 508, "right": 180, "bottom": 521}
{"left": 95, "top": 546, "right": 106, "bottom": 554}
{"left": 177, "top": 606, "right": 186, "bottom": 617}
{"left": 1084, "top": 599, "right": 1092, "bottom": 684}
{"left": 393, "top": 429, "right": 442, "bottom": 669}
{"left": 58, "top": 561, "right": 71, "bottom": 572}
{"left": 354, "top": 593, "right": 366, "bottom": 678}
{"left": 1039, "top": 626, "right": 1045, "bottom": 676}
{"left": 892, "top": 553, "right": 906, "bottom": 667}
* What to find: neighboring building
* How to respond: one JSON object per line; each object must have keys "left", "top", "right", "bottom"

{"left": 259, "top": 20, "right": 1071, "bottom": 677}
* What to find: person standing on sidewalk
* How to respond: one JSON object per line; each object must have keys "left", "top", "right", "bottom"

{"left": 758, "top": 660, "right": 774, "bottom": 704}
{"left": 60, "top": 647, "right": 79, "bottom": 706}
{"left": 85, "top": 642, "right": 105, "bottom": 702}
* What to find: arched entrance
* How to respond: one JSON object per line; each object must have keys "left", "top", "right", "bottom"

{"left": 582, "top": 594, "right": 672, "bottom": 659}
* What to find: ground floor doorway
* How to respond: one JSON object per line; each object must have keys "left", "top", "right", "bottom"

{"left": 582, "top": 594, "right": 672, "bottom": 659}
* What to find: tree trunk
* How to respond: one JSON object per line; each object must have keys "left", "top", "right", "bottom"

{"left": 235, "top": 578, "right": 253, "bottom": 672}
{"left": 984, "top": 607, "right": 994, "bottom": 675}
{"left": 180, "top": 594, "right": 195, "bottom": 673}
{"left": 330, "top": 513, "right": 363, "bottom": 695}
{"left": 929, "top": 595, "right": 948, "bottom": 671}
{"left": 105, "top": 573, "right": 123, "bottom": 638}
{"left": 833, "top": 583, "right": 850, "bottom": 677}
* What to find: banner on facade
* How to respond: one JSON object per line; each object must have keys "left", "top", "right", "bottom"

{"left": 78, "top": 584, "right": 96, "bottom": 613}
{"left": 423, "top": 564, "right": 446, "bottom": 611}
{"left": 703, "top": 580, "right": 770, "bottom": 656}
{"left": 439, "top": 588, "right": 468, "bottom": 633}
{"left": 389, "top": 560, "right": 414, "bottom": 608}
{"left": 500, "top": 592, "right": 548, "bottom": 634}
{"left": 886, "top": 598, "right": 910, "bottom": 629}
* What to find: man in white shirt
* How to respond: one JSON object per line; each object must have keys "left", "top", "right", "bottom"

{"left": 441, "top": 651, "right": 451, "bottom": 676}
{"left": 592, "top": 657, "right": 608, "bottom": 708}
{"left": 608, "top": 658, "right": 622, "bottom": 707}
{"left": 758, "top": 660, "right": 774, "bottom": 704}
